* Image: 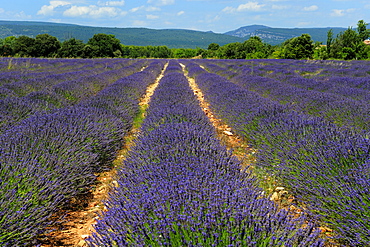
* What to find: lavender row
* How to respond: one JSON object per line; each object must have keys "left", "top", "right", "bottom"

{"left": 199, "top": 59, "right": 370, "bottom": 91}
{"left": 0, "top": 58, "right": 107, "bottom": 85}
{"left": 87, "top": 62, "right": 323, "bottom": 247}
{"left": 279, "top": 75, "right": 370, "bottom": 102}
{"left": 0, "top": 60, "right": 165, "bottom": 246}
{"left": 198, "top": 60, "right": 370, "bottom": 133}
{"left": 185, "top": 62, "right": 370, "bottom": 246}
{"left": 230, "top": 73, "right": 370, "bottom": 133}
{"left": 0, "top": 59, "right": 147, "bottom": 135}
{"left": 226, "top": 59, "right": 370, "bottom": 99}
{"left": 0, "top": 58, "right": 140, "bottom": 98}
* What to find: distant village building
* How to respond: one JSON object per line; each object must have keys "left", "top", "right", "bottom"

{"left": 364, "top": 39, "right": 370, "bottom": 45}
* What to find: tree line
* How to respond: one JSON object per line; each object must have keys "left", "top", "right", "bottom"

{"left": 0, "top": 20, "right": 369, "bottom": 60}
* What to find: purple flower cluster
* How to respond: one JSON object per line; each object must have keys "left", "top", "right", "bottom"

{"left": 87, "top": 62, "right": 323, "bottom": 247}
{"left": 187, "top": 60, "right": 370, "bottom": 246}
{"left": 230, "top": 73, "right": 370, "bottom": 133}
{"left": 0, "top": 59, "right": 147, "bottom": 135}
{"left": 0, "top": 59, "right": 165, "bottom": 246}
{"left": 199, "top": 59, "right": 370, "bottom": 133}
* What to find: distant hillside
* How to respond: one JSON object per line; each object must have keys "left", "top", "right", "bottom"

{"left": 0, "top": 20, "right": 244, "bottom": 49}
{"left": 224, "top": 25, "right": 270, "bottom": 37}
{"left": 0, "top": 21, "right": 348, "bottom": 48}
{"left": 224, "top": 25, "right": 347, "bottom": 45}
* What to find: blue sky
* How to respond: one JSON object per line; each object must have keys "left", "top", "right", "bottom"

{"left": 0, "top": 0, "right": 369, "bottom": 33}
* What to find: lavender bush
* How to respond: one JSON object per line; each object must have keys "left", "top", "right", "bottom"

{"left": 0, "top": 59, "right": 164, "bottom": 246}
{"left": 87, "top": 65, "right": 323, "bottom": 246}
{"left": 187, "top": 61, "right": 370, "bottom": 246}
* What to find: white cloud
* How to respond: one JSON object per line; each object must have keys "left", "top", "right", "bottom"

{"left": 222, "top": 6, "right": 235, "bottom": 14}
{"left": 237, "top": 2, "right": 265, "bottom": 11}
{"left": 331, "top": 9, "right": 344, "bottom": 17}
{"left": 223, "top": 2, "right": 265, "bottom": 13}
{"left": 38, "top": 0, "right": 127, "bottom": 18}
{"left": 130, "top": 5, "right": 161, "bottom": 12}
{"left": 64, "top": 5, "right": 90, "bottom": 16}
{"left": 0, "top": 8, "right": 4, "bottom": 14}
{"left": 303, "top": 5, "right": 318, "bottom": 11}
{"left": 98, "top": 1, "right": 125, "bottom": 7}
{"left": 147, "top": 0, "right": 175, "bottom": 6}
{"left": 177, "top": 11, "right": 185, "bottom": 16}
{"left": 63, "top": 5, "right": 126, "bottom": 18}
{"left": 146, "top": 6, "right": 161, "bottom": 11}
{"left": 130, "top": 6, "right": 144, "bottom": 12}
{"left": 330, "top": 8, "right": 355, "bottom": 17}
{"left": 37, "top": 1, "right": 71, "bottom": 16}
{"left": 13, "top": 11, "right": 32, "bottom": 19}
{"left": 146, "top": 14, "right": 159, "bottom": 19}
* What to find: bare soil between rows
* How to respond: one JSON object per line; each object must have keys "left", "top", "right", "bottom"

{"left": 38, "top": 63, "right": 334, "bottom": 246}
{"left": 37, "top": 63, "right": 168, "bottom": 247}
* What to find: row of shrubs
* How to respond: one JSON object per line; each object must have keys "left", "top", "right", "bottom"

{"left": 0, "top": 59, "right": 165, "bottom": 246}
{"left": 185, "top": 60, "right": 370, "bottom": 246}
{"left": 87, "top": 61, "right": 323, "bottom": 246}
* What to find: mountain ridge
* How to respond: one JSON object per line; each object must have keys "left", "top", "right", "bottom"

{"left": 0, "top": 20, "right": 347, "bottom": 48}
{"left": 223, "top": 25, "right": 346, "bottom": 45}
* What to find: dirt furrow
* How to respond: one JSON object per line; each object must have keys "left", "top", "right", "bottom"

{"left": 180, "top": 63, "right": 255, "bottom": 170}
{"left": 180, "top": 64, "right": 337, "bottom": 245}
{"left": 39, "top": 62, "right": 168, "bottom": 247}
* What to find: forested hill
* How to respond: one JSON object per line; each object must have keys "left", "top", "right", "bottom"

{"left": 0, "top": 20, "right": 244, "bottom": 49}
{"left": 0, "top": 20, "right": 348, "bottom": 48}
{"left": 224, "top": 25, "right": 347, "bottom": 45}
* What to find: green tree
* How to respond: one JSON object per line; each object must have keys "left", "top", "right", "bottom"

{"left": 326, "top": 29, "right": 333, "bottom": 57}
{"left": 87, "top": 34, "right": 122, "bottom": 58}
{"left": 125, "top": 46, "right": 145, "bottom": 58}
{"left": 81, "top": 44, "right": 98, "bottom": 58}
{"left": 34, "top": 34, "right": 61, "bottom": 57}
{"left": 206, "top": 43, "right": 220, "bottom": 58}
{"left": 330, "top": 27, "right": 367, "bottom": 60}
{"left": 172, "top": 48, "right": 197, "bottom": 58}
{"left": 279, "top": 34, "right": 314, "bottom": 59}
{"left": 58, "top": 38, "right": 85, "bottom": 58}
{"left": 208, "top": 43, "right": 220, "bottom": 51}
{"left": 150, "top": 46, "right": 172, "bottom": 58}
{"left": 13, "top": 36, "right": 36, "bottom": 57}
{"left": 314, "top": 45, "right": 329, "bottom": 60}
{"left": 357, "top": 20, "right": 369, "bottom": 41}
{"left": 242, "top": 36, "right": 272, "bottom": 59}
{"left": 218, "top": 42, "right": 243, "bottom": 59}
{"left": 0, "top": 36, "right": 17, "bottom": 56}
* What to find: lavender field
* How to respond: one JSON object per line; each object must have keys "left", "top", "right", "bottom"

{"left": 0, "top": 58, "right": 369, "bottom": 246}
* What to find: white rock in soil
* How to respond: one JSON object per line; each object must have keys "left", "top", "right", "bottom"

{"left": 223, "top": 130, "right": 233, "bottom": 136}
{"left": 275, "top": 187, "right": 285, "bottom": 191}
{"left": 270, "top": 192, "right": 279, "bottom": 201}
